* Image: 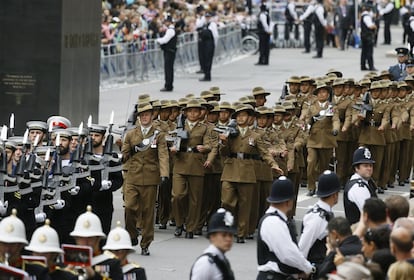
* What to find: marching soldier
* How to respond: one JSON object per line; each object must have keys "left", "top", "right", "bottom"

{"left": 280, "top": 102, "right": 306, "bottom": 215}
{"left": 121, "top": 103, "right": 169, "bottom": 255}
{"left": 218, "top": 102, "right": 234, "bottom": 126}
{"left": 332, "top": 78, "right": 353, "bottom": 187}
{"left": 219, "top": 104, "right": 282, "bottom": 243}
{"left": 252, "top": 87, "right": 270, "bottom": 107}
{"left": 26, "top": 121, "right": 48, "bottom": 144}
{"left": 88, "top": 124, "right": 123, "bottom": 235}
{"left": 304, "top": 82, "right": 340, "bottom": 196}
{"left": 171, "top": 99, "right": 211, "bottom": 239}
{"left": 353, "top": 80, "right": 389, "bottom": 193}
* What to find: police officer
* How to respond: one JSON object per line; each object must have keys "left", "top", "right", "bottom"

{"left": 70, "top": 206, "right": 123, "bottom": 280}
{"left": 257, "top": 177, "right": 315, "bottom": 279}
{"left": 256, "top": 4, "right": 271, "bottom": 66}
{"left": 158, "top": 15, "right": 177, "bottom": 92}
{"left": 103, "top": 222, "right": 147, "bottom": 279}
{"left": 198, "top": 12, "right": 218, "bottom": 81}
{"left": 389, "top": 47, "right": 409, "bottom": 81}
{"left": 299, "top": 0, "right": 316, "bottom": 54}
{"left": 343, "top": 147, "right": 377, "bottom": 225}
{"left": 299, "top": 170, "right": 340, "bottom": 270}
{"left": 360, "top": 3, "right": 377, "bottom": 71}
{"left": 190, "top": 208, "right": 235, "bottom": 280}
{"left": 313, "top": 0, "right": 327, "bottom": 58}
{"left": 121, "top": 103, "right": 169, "bottom": 255}
{"left": 378, "top": 0, "right": 394, "bottom": 45}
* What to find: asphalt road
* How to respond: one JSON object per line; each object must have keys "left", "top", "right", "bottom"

{"left": 102, "top": 26, "right": 410, "bottom": 279}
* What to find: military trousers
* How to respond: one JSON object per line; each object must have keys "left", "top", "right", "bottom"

{"left": 221, "top": 181, "right": 254, "bottom": 238}
{"left": 124, "top": 184, "right": 157, "bottom": 249}
{"left": 288, "top": 171, "right": 300, "bottom": 216}
{"left": 398, "top": 139, "right": 412, "bottom": 183}
{"left": 307, "top": 148, "right": 332, "bottom": 191}
{"left": 198, "top": 173, "right": 221, "bottom": 231}
{"left": 336, "top": 141, "right": 352, "bottom": 186}
{"left": 172, "top": 174, "right": 204, "bottom": 232}
{"left": 158, "top": 173, "right": 173, "bottom": 226}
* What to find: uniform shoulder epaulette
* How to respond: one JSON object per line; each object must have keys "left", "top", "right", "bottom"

{"left": 122, "top": 262, "right": 142, "bottom": 273}
{"left": 55, "top": 266, "right": 78, "bottom": 275}
{"left": 92, "top": 251, "right": 117, "bottom": 266}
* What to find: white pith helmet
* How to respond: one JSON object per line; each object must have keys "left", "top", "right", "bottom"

{"left": 102, "top": 221, "right": 134, "bottom": 251}
{"left": 25, "top": 219, "right": 63, "bottom": 253}
{"left": 70, "top": 206, "right": 106, "bottom": 238}
{"left": 0, "top": 209, "right": 28, "bottom": 244}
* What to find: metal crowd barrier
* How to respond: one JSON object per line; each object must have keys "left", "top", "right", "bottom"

{"left": 100, "top": 24, "right": 242, "bottom": 88}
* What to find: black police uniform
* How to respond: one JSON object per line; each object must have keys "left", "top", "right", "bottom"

{"left": 159, "top": 24, "right": 177, "bottom": 91}
{"left": 257, "top": 6, "right": 271, "bottom": 65}
{"left": 360, "top": 11, "right": 376, "bottom": 70}
{"left": 198, "top": 20, "right": 215, "bottom": 81}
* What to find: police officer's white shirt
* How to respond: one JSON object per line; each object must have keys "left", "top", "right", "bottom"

{"left": 191, "top": 244, "right": 226, "bottom": 280}
{"left": 348, "top": 173, "right": 371, "bottom": 212}
{"left": 258, "top": 206, "right": 313, "bottom": 274}
{"left": 299, "top": 200, "right": 331, "bottom": 258}
{"left": 287, "top": 2, "right": 299, "bottom": 20}
{"left": 379, "top": 2, "right": 394, "bottom": 15}
{"left": 300, "top": 4, "right": 315, "bottom": 21}
{"left": 157, "top": 24, "right": 175, "bottom": 45}
{"left": 196, "top": 16, "right": 206, "bottom": 29}
{"left": 362, "top": 11, "right": 376, "bottom": 28}
{"left": 410, "top": 17, "right": 414, "bottom": 32}
{"left": 208, "top": 21, "right": 219, "bottom": 47}
{"left": 315, "top": 4, "right": 327, "bottom": 27}
{"left": 259, "top": 12, "right": 271, "bottom": 33}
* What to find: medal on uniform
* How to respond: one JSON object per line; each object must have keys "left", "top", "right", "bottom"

{"left": 142, "top": 138, "right": 150, "bottom": 146}
{"left": 151, "top": 138, "right": 157, "bottom": 148}
{"left": 248, "top": 137, "right": 255, "bottom": 146}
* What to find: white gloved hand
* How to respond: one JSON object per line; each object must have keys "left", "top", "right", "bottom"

{"left": 100, "top": 180, "right": 112, "bottom": 191}
{"left": 0, "top": 201, "right": 8, "bottom": 216}
{"left": 52, "top": 199, "right": 65, "bottom": 210}
{"left": 35, "top": 212, "right": 47, "bottom": 223}
{"left": 69, "top": 186, "right": 81, "bottom": 196}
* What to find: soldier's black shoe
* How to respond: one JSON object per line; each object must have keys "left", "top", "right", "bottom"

{"left": 169, "top": 220, "right": 176, "bottom": 226}
{"left": 159, "top": 224, "right": 167, "bottom": 230}
{"left": 141, "top": 248, "right": 150, "bottom": 256}
{"left": 306, "top": 190, "right": 315, "bottom": 196}
{"left": 300, "top": 183, "right": 307, "bottom": 188}
{"left": 236, "top": 237, "right": 245, "bottom": 243}
{"left": 377, "top": 188, "right": 385, "bottom": 194}
{"left": 246, "top": 234, "right": 254, "bottom": 240}
{"left": 174, "top": 226, "right": 184, "bottom": 237}
{"left": 185, "top": 232, "right": 194, "bottom": 239}
{"left": 405, "top": 179, "right": 409, "bottom": 184}
{"left": 399, "top": 182, "right": 405, "bottom": 186}
{"left": 199, "top": 77, "right": 211, "bottom": 82}
{"left": 387, "top": 184, "right": 394, "bottom": 189}
{"left": 194, "top": 230, "right": 203, "bottom": 236}
{"left": 131, "top": 238, "right": 138, "bottom": 246}
{"left": 196, "top": 70, "right": 204, "bottom": 74}
{"left": 312, "top": 55, "right": 322, "bottom": 59}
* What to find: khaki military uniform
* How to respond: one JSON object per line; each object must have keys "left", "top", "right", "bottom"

{"left": 122, "top": 125, "right": 169, "bottom": 249}
{"left": 305, "top": 101, "right": 340, "bottom": 191}
{"left": 279, "top": 120, "right": 306, "bottom": 215}
{"left": 355, "top": 100, "right": 390, "bottom": 187}
{"left": 220, "top": 127, "right": 279, "bottom": 238}
{"left": 333, "top": 96, "right": 353, "bottom": 186}
{"left": 197, "top": 123, "right": 222, "bottom": 232}
{"left": 172, "top": 121, "right": 211, "bottom": 234}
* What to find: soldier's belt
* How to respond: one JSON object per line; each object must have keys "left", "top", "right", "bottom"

{"left": 229, "top": 153, "right": 261, "bottom": 160}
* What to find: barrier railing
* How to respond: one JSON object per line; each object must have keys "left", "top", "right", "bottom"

{"left": 100, "top": 24, "right": 242, "bottom": 88}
